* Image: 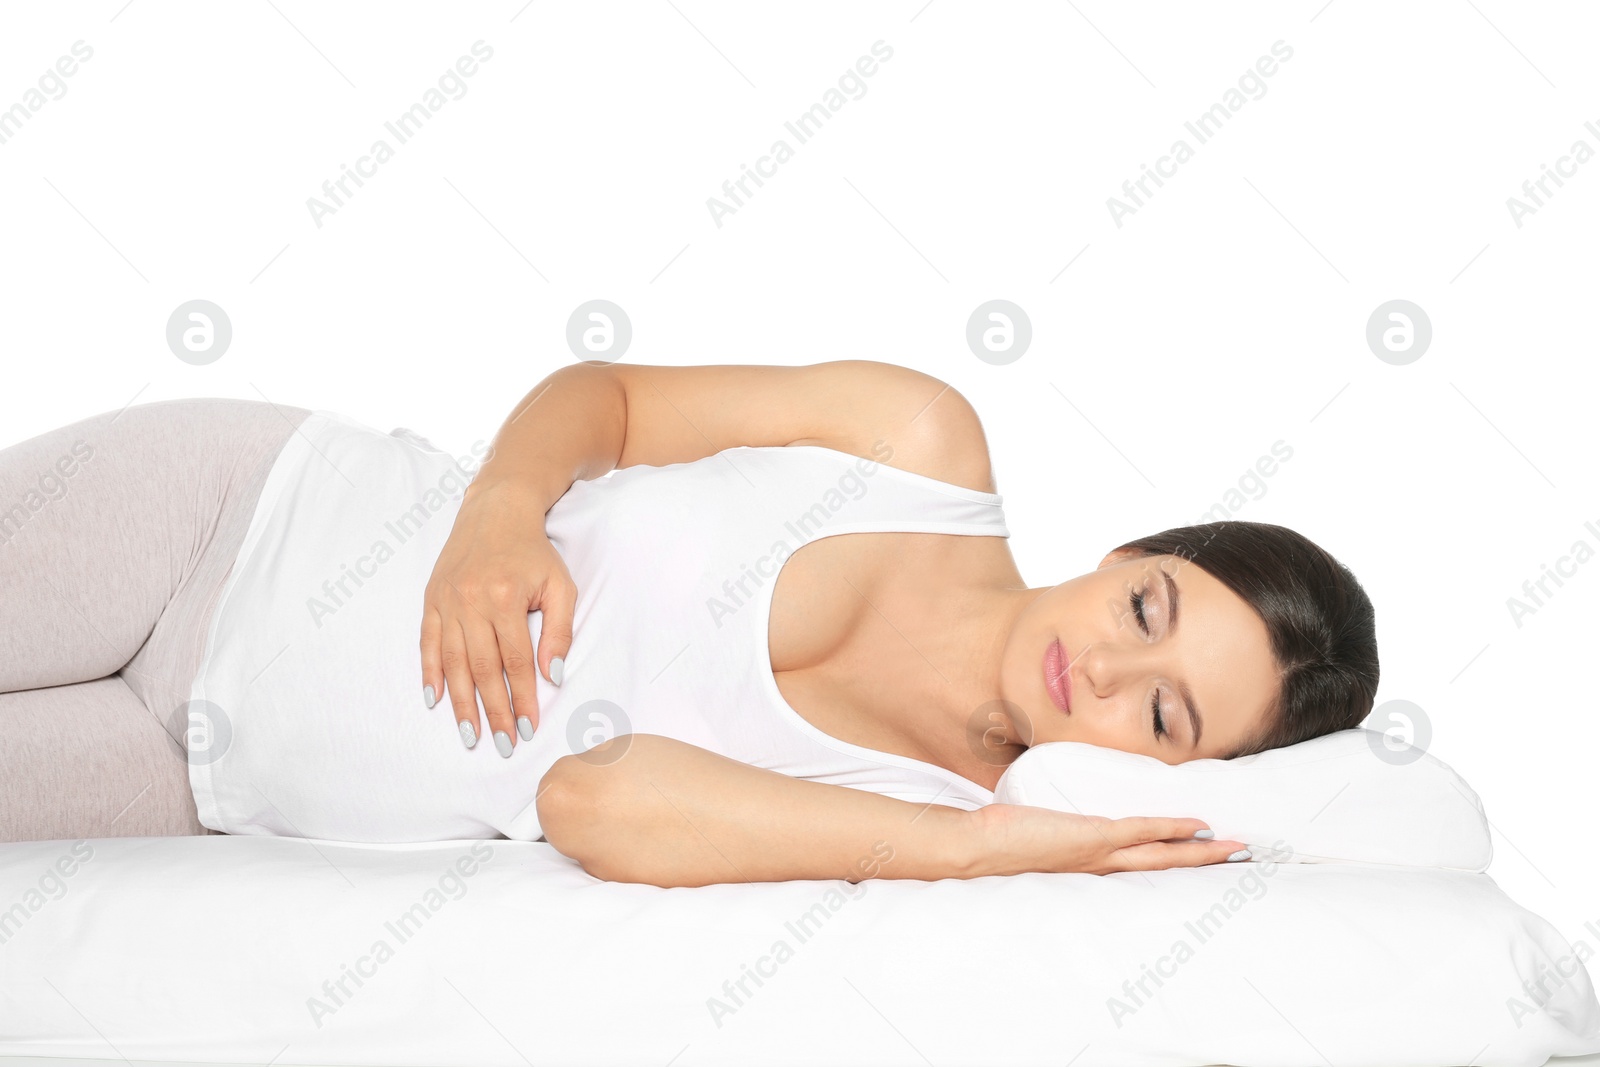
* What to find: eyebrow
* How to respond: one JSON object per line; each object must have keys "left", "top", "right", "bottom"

{"left": 1163, "top": 570, "right": 1203, "bottom": 750}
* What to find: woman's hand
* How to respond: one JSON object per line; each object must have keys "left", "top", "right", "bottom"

{"left": 420, "top": 483, "right": 576, "bottom": 755}
{"left": 968, "top": 803, "right": 1250, "bottom": 876}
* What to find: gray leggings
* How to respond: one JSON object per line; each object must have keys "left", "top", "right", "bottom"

{"left": 0, "top": 397, "right": 312, "bottom": 841}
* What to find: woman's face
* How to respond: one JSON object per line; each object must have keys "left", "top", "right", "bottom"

{"left": 999, "top": 549, "right": 1280, "bottom": 764}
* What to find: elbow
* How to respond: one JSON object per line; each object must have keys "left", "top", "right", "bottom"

{"left": 537, "top": 749, "right": 636, "bottom": 883}
{"left": 537, "top": 740, "right": 701, "bottom": 888}
{"left": 537, "top": 755, "right": 604, "bottom": 874}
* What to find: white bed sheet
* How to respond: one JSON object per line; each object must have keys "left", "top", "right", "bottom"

{"left": 2, "top": 834, "right": 1597, "bottom": 1067}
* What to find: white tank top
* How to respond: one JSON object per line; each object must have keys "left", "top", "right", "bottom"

{"left": 188, "top": 410, "right": 1007, "bottom": 842}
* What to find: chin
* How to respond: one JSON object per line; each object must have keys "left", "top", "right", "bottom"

{"left": 1010, "top": 702, "right": 1059, "bottom": 748}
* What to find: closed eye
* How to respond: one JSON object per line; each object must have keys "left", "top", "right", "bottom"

{"left": 1132, "top": 574, "right": 1201, "bottom": 748}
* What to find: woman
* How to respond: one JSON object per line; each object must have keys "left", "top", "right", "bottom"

{"left": 0, "top": 361, "right": 1378, "bottom": 889}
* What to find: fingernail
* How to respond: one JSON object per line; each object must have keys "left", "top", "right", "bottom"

{"left": 550, "top": 656, "right": 564, "bottom": 686}
{"left": 424, "top": 685, "right": 436, "bottom": 709}
{"left": 517, "top": 716, "right": 533, "bottom": 741}
{"left": 494, "top": 730, "right": 512, "bottom": 758}
{"left": 1226, "top": 849, "right": 1251, "bottom": 862}
{"left": 459, "top": 720, "right": 477, "bottom": 749}
{"left": 1192, "top": 829, "right": 1214, "bottom": 840}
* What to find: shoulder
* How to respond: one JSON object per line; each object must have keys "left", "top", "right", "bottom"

{"left": 789, "top": 361, "right": 997, "bottom": 495}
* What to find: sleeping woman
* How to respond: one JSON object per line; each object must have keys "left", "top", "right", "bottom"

{"left": 0, "top": 361, "right": 1378, "bottom": 887}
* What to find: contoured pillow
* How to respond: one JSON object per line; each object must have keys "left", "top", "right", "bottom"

{"left": 991, "top": 727, "right": 1492, "bottom": 870}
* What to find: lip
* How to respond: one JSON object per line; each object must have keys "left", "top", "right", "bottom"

{"left": 1043, "top": 638, "right": 1072, "bottom": 715}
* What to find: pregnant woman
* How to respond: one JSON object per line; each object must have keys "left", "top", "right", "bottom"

{"left": 0, "top": 361, "right": 1378, "bottom": 888}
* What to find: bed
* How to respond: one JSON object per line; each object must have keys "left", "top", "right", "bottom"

{"left": 3, "top": 832, "right": 1597, "bottom": 1066}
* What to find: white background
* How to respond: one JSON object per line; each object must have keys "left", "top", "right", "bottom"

{"left": 2, "top": 0, "right": 1595, "bottom": 976}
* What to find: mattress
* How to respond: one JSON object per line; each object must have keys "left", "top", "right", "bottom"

{"left": 3, "top": 834, "right": 1598, "bottom": 1066}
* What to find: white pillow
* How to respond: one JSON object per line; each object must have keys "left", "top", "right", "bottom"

{"left": 991, "top": 728, "right": 1492, "bottom": 871}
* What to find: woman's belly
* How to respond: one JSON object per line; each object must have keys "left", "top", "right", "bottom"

{"left": 187, "top": 412, "right": 571, "bottom": 842}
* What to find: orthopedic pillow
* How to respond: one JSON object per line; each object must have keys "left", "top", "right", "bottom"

{"left": 991, "top": 728, "right": 1492, "bottom": 870}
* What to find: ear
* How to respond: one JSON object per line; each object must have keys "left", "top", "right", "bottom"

{"left": 1097, "top": 546, "right": 1145, "bottom": 571}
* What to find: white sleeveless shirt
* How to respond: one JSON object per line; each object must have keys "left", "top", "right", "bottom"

{"left": 187, "top": 410, "right": 1007, "bottom": 842}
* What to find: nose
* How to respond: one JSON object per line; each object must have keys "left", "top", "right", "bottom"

{"left": 1075, "top": 640, "right": 1158, "bottom": 703}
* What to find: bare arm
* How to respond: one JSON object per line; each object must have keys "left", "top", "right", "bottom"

{"left": 421, "top": 360, "right": 993, "bottom": 756}
{"left": 535, "top": 734, "right": 1247, "bottom": 888}
{"left": 462, "top": 359, "right": 995, "bottom": 512}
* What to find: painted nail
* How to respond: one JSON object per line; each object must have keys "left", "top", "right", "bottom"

{"left": 1192, "top": 829, "right": 1215, "bottom": 840}
{"left": 423, "top": 685, "right": 436, "bottom": 709}
{"left": 1226, "top": 849, "right": 1251, "bottom": 862}
{"left": 517, "top": 716, "right": 534, "bottom": 741}
{"left": 550, "top": 656, "right": 565, "bottom": 686}
{"left": 459, "top": 720, "right": 477, "bottom": 749}
{"left": 494, "top": 731, "right": 512, "bottom": 758}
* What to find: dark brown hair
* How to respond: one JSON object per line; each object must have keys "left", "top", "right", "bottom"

{"left": 1113, "top": 520, "right": 1379, "bottom": 759}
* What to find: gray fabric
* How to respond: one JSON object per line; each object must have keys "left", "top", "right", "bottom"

{"left": 0, "top": 676, "right": 207, "bottom": 839}
{"left": 0, "top": 397, "right": 312, "bottom": 841}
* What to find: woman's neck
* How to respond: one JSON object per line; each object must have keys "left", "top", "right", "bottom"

{"left": 823, "top": 545, "right": 1047, "bottom": 789}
